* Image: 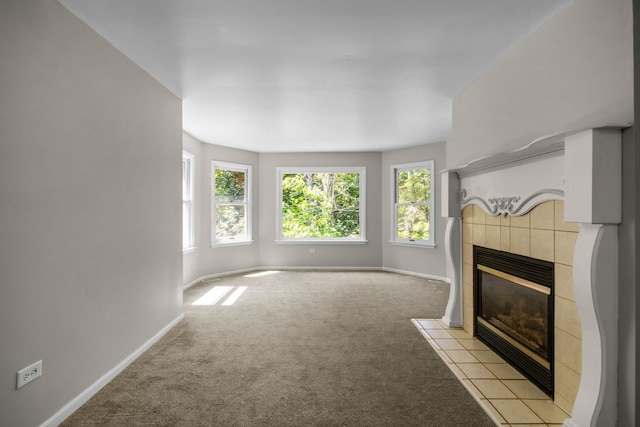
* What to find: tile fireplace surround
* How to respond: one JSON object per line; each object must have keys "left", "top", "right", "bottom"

{"left": 440, "top": 128, "right": 622, "bottom": 427}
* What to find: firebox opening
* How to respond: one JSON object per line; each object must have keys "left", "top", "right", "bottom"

{"left": 474, "top": 246, "right": 554, "bottom": 397}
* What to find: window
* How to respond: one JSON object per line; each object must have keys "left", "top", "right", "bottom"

{"left": 212, "top": 161, "right": 252, "bottom": 246}
{"left": 276, "top": 167, "right": 366, "bottom": 243}
{"left": 391, "top": 161, "right": 434, "bottom": 247}
{"left": 182, "top": 151, "right": 195, "bottom": 251}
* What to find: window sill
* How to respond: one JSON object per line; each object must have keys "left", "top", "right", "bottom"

{"left": 275, "top": 239, "right": 368, "bottom": 245}
{"left": 211, "top": 240, "right": 254, "bottom": 248}
{"left": 389, "top": 241, "right": 437, "bottom": 249}
{"left": 183, "top": 247, "right": 197, "bottom": 254}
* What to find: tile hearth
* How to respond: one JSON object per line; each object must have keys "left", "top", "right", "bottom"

{"left": 412, "top": 318, "right": 569, "bottom": 427}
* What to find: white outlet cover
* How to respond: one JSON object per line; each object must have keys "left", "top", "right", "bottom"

{"left": 17, "top": 360, "right": 42, "bottom": 389}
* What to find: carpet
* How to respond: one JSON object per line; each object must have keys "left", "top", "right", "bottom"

{"left": 61, "top": 270, "right": 495, "bottom": 426}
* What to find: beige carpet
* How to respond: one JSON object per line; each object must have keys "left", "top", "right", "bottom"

{"left": 62, "top": 271, "right": 495, "bottom": 426}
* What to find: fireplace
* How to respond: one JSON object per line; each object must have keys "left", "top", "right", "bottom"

{"left": 474, "top": 246, "right": 554, "bottom": 396}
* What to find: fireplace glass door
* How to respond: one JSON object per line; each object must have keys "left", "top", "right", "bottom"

{"left": 478, "top": 266, "right": 550, "bottom": 361}
{"left": 475, "top": 246, "right": 554, "bottom": 396}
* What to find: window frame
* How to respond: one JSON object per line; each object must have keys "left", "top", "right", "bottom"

{"left": 276, "top": 166, "right": 367, "bottom": 244}
{"left": 211, "top": 160, "right": 253, "bottom": 247}
{"left": 182, "top": 151, "right": 195, "bottom": 252}
{"left": 390, "top": 160, "right": 435, "bottom": 248}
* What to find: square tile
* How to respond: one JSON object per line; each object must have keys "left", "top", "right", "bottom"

{"left": 555, "top": 329, "right": 582, "bottom": 374}
{"left": 510, "top": 227, "right": 530, "bottom": 257}
{"left": 555, "top": 361, "right": 581, "bottom": 405}
{"left": 444, "top": 349, "right": 478, "bottom": 363}
{"left": 500, "top": 226, "right": 511, "bottom": 252}
{"left": 472, "top": 204, "right": 486, "bottom": 224}
{"left": 435, "top": 349, "right": 453, "bottom": 364}
{"left": 485, "top": 363, "right": 526, "bottom": 380}
{"left": 486, "top": 213, "right": 501, "bottom": 226}
{"left": 463, "top": 263, "right": 473, "bottom": 285}
{"left": 490, "top": 399, "right": 543, "bottom": 424}
{"left": 462, "top": 205, "right": 474, "bottom": 223}
{"left": 463, "top": 222, "right": 473, "bottom": 243}
{"left": 530, "top": 201, "right": 555, "bottom": 230}
{"left": 417, "top": 328, "right": 432, "bottom": 341}
{"left": 426, "top": 329, "right": 453, "bottom": 339}
{"left": 448, "top": 364, "right": 467, "bottom": 380}
{"left": 434, "top": 339, "right": 465, "bottom": 350}
{"left": 555, "top": 297, "right": 582, "bottom": 338}
{"left": 469, "top": 350, "right": 505, "bottom": 363}
{"left": 478, "top": 401, "right": 506, "bottom": 425}
{"left": 553, "top": 393, "right": 574, "bottom": 417}
{"left": 554, "top": 263, "right": 575, "bottom": 301}
{"left": 473, "top": 224, "right": 486, "bottom": 246}
{"left": 417, "top": 319, "right": 442, "bottom": 329}
{"left": 459, "top": 339, "right": 490, "bottom": 351}
{"left": 463, "top": 243, "right": 473, "bottom": 265}
{"left": 523, "top": 399, "right": 570, "bottom": 423}
{"left": 485, "top": 225, "right": 501, "bottom": 250}
{"left": 471, "top": 379, "right": 517, "bottom": 399}
{"left": 461, "top": 379, "right": 482, "bottom": 397}
{"left": 555, "top": 231, "right": 578, "bottom": 266}
{"left": 447, "top": 329, "right": 472, "bottom": 339}
{"left": 510, "top": 212, "right": 530, "bottom": 228}
{"left": 502, "top": 380, "right": 549, "bottom": 400}
{"left": 530, "top": 229, "right": 554, "bottom": 262}
{"left": 500, "top": 214, "right": 511, "bottom": 227}
{"left": 457, "top": 363, "right": 496, "bottom": 379}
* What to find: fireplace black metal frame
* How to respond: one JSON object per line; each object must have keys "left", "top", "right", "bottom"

{"left": 473, "top": 246, "right": 554, "bottom": 397}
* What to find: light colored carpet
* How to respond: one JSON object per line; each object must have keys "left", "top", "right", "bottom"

{"left": 62, "top": 270, "right": 494, "bottom": 426}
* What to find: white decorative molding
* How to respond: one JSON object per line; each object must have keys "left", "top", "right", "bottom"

{"left": 460, "top": 188, "right": 565, "bottom": 216}
{"left": 441, "top": 217, "right": 462, "bottom": 327}
{"left": 563, "top": 224, "right": 618, "bottom": 427}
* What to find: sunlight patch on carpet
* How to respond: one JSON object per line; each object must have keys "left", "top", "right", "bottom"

{"left": 192, "top": 286, "right": 233, "bottom": 305}
{"left": 221, "top": 286, "right": 248, "bottom": 306}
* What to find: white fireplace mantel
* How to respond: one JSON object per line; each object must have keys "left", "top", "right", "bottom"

{"left": 440, "top": 128, "right": 622, "bottom": 427}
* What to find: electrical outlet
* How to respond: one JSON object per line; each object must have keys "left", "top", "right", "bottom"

{"left": 309, "top": 248, "right": 316, "bottom": 254}
{"left": 16, "top": 360, "right": 42, "bottom": 389}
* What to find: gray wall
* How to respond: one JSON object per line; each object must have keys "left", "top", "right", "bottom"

{"left": 258, "top": 152, "right": 383, "bottom": 268}
{"left": 381, "top": 143, "right": 447, "bottom": 279}
{"left": 182, "top": 133, "right": 203, "bottom": 286}
{"left": 0, "top": 2, "right": 183, "bottom": 426}
{"left": 449, "top": 0, "right": 633, "bottom": 168}
{"left": 182, "top": 134, "right": 260, "bottom": 284}
{"left": 198, "top": 143, "right": 260, "bottom": 277}
{"left": 448, "top": 0, "right": 635, "bottom": 424}
{"left": 619, "top": 127, "right": 637, "bottom": 427}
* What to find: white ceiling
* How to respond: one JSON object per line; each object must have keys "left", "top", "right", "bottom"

{"left": 59, "top": 0, "right": 571, "bottom": 153}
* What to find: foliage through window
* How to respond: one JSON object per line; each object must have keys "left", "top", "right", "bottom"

{"left": 212, "top": 161, "right": 252, "bottom": 245}
{"left": 391, "top": 161, "right": 434, "bottom": 246}
{"left": 277, "top": 167, "right": 366, "bottom": 242}
{"left": 182, "top": 152, "right": 195, "bottom": 250}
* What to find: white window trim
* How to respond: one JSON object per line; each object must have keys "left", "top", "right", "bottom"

{"left": 390, "top": 160, "right": 435, "bottom": 248}
{"left": 211, "top": 160, "right": 252, "bottom": 247}
{"left": 182, "top": 151, "right": 196, "bottom": 252}
{"left": 276, "top": 166, "right": 367, "bottom": 244}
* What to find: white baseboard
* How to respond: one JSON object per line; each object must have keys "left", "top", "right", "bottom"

{"left": 183, "top": 267, "right": 260, "bottom": 290}
{"left": 184, "top": 267, "right": 445, "bottom": 290}
{"left": 263, "top": 266, "right": 383, "bottom": 272}
{"left": 41, "top": 313, "right": 185, "bottom": 427}
{"left": 183, "top": 266, "right": 391, "bottom": 289}
{"left": 381, "top": 267, "right": 448, "bottom": 283}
